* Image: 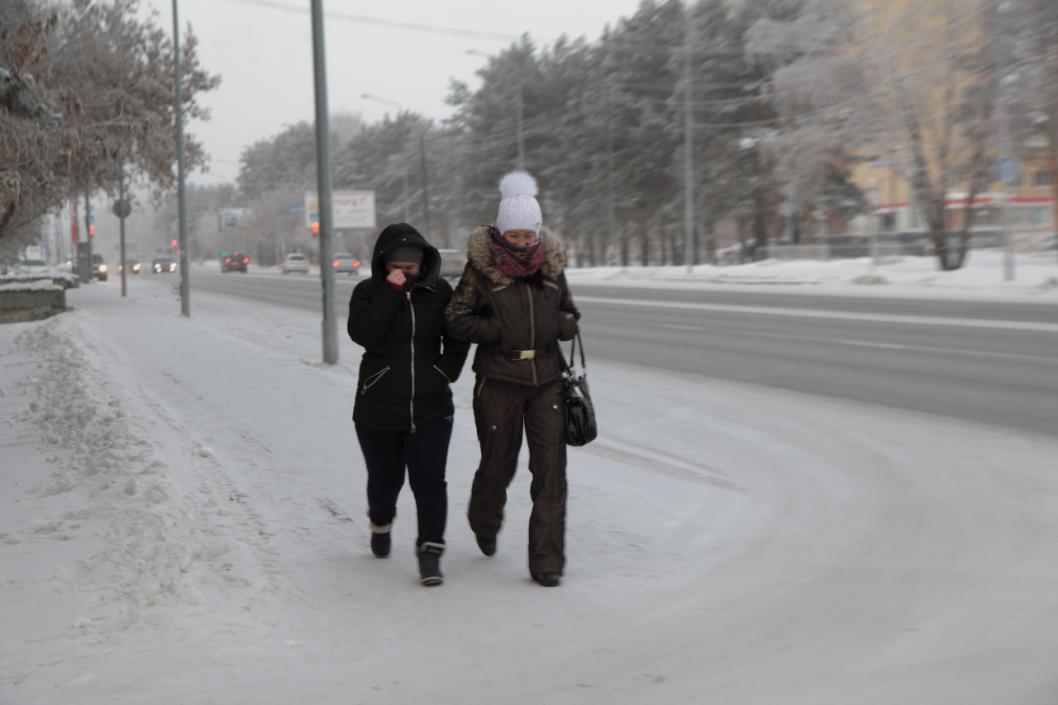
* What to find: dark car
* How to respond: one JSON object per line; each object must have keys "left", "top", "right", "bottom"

{"left": 118, "top": 258, "right": 141, "bottom": 275}
{"left": 331, "top": 252, "right": 361, "bottom": 275}
{"left": 152, "top": 257, "right": 176, "bottom": 274}
{"left": 222, "top": 252, "right": 249, "bottom": 273}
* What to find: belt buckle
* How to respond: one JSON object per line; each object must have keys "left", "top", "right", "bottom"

{"left": 515, "top": 349, "right": 536, "bottom": 361}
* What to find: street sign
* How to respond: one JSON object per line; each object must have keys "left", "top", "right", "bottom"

{"left": 305, "top": 190, "right": 376, "bottom": 229}
{"left": 995, "top": 156, "right": 1020, "bottom": 185}
{"left": 112, "top": 199, "right": 132, "bottom": 218}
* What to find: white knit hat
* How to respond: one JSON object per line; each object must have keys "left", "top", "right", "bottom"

{"left": 496, "top": 171, "right": 542, "bottom": 235}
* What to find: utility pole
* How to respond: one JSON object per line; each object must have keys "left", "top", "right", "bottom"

{"left": 604, "top": 68, "right": 618, "bottom": 267}
{"left": 682, "top": 6, "right": 696, "bottom": 273}
{"left": 997, "top": 2, "right": 1016, "bottom": 282}
{"left": 311, "top": 0, "right": 338, "bottom": 364}
{"left": 83, "top": 191, "right": 93, "bottom": 281}
{"left": 171, "top": 0, "right": 190, "bottom": 316}
{"left": 419, "top": 133, "right": 431, "bottom": 236}
{"left": 516, "top": 83, "right": 526, "bottom": 170}
{"left": 119, "top": 171, "right": 128, "bottom": 297}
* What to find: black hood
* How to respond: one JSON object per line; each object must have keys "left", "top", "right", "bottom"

{"left": 370, "top": 223, "right": 441, "bottom": 286}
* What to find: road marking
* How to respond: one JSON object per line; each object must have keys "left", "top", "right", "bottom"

{"left": 576, "top": 296, "right": 1058, "bottom": 334}
{"left": 744, "top": 330, "right": 1058, "bottom": 365}
{"left": 659, "top": 324, "right": 702, "bottom": 331}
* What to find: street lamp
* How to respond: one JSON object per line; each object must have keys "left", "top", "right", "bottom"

{"left": 171, "top": 0, "right": 190, "bottom": 316}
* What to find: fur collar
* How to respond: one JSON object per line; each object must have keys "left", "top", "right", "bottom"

{"left": 466, "top": 225, "right": 566, "bottom": 286}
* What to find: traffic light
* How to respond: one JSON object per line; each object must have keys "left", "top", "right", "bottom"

{"left": 88, "top": 224, "right": 96, "bottom": 237}
{"left": 170, "top": 239, "right": 178, "bottom": 248}
{"left": 311, "top": 220, "right": 320, "bottom": 235}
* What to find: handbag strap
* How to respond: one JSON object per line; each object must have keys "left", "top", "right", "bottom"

{"left": 568, "top": 331, "right": 587, "bottom": 371}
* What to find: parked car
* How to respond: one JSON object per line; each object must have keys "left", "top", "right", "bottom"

{"left": 437, "top": 248, "right": 466, "bottom": 281}
{"left": 16, "top": 256, "right": 49, "bottom": 274}
{"left": 280, "top": 253, "right": 310, "bottom": 274}
{"left": 152, "top": 256, "right": 177, "bottom": 274}
{"left": 331, "top": 252, "right": 361, "bottom": 275}
{"left": 118, "top": 258, "right": 141, "bottom": 274}
{"left": 222, "top": 251, "right": 250, "bottom": 273}
{"left": 91, "top": 253, "right": 108, "bottom": 281}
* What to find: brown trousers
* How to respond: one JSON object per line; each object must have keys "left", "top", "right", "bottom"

{"left": 468, "top": 375, "right": 567, "bottom": 576}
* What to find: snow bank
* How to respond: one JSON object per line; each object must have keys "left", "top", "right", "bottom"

{"left": 567, "top": 250, "right": 1058, "bottom": 300}
{"left": 0, "top": 281, "right": 63, "bottom": 293}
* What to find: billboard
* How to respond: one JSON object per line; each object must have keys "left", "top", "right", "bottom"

{"left": 305, "top": 190, "right": 376, "bottom": 230}
{"left": 218, "top": 208, "right": 250, "bottom": 233}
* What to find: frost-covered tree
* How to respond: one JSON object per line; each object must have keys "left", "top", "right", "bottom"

{"left": 749, "top": 0, "right": 1000, "bottom": 270}
{"left": 0, "top": 0, "right": 220, "bottom": 258}
{"left": 1007, "top": 0, "right": 1058, "bottom": 233}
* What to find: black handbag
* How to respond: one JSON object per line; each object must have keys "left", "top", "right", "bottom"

{"left": 560, "top": 332, "right": 598, "bottom": 447}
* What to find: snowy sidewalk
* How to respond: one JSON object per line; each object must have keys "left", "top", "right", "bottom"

{"left": 2, "top": 280, "right": 1057, "bottom": 705}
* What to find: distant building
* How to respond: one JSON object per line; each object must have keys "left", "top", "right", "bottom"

{"left": 848, "top": 0, "right": 1055, "bottom": 240}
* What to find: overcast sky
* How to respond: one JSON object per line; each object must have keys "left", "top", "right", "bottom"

{"left": 139, "top": 0, "right": 644, "bottom": 186}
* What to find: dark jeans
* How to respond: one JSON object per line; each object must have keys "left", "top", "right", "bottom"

{"left": 355, "top": 416, "right": 453, "bottom": 547}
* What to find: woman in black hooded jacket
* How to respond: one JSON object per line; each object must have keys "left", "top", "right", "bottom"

{"left": 347, "top": 223, "right": 469, "bottom": 586}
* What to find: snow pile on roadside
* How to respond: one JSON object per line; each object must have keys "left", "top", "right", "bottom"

{"left": 0, "top": 270, "right": 78, "bottom": 288}
{"left": 567, "top": 250, "right": 1058, "bottom": 298}
{"left": 2, "top": 319, "right": 269, "bottom": 646}
{"left": 0, "top": 281, "right": 64, "bottom": 293}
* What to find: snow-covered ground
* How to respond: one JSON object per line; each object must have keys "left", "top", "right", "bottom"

{"left": 2, "top": 281, "right": 1057, "bottom": 704}
{"left": 566, "top": 250, "right": 1058, "bottom": 301}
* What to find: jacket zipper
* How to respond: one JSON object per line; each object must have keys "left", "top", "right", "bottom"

{"left": 526, "top": 283, "right": 538, "bottom": 386}
{"left": 407, "top": 290, "right": 417, "bottom": 433}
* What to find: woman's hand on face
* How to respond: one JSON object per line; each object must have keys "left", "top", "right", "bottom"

{"left": 386, "top": 269, "right": 407, "bottom": 287}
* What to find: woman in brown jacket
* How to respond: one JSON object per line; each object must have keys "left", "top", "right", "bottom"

{"left": 445, "top": 171, "right": 580, "bottom": 587}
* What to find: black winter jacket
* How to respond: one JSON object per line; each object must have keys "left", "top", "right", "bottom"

{"left": 348, "top": 223, "right": 470, "bottom": 431}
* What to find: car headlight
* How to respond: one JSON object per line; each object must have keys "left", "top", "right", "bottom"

{"left": 98, "top": 264, "right": 108, "bottom": 273}
{"left": 132, "top": 264, "right": 140, "bottom": 272}
{"left": 169, "top": 263, "right": 177, "bottom": 272}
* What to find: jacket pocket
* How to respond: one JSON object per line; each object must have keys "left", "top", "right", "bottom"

{"left": 433, "top": 364, "right": 454, "bottom": 385}
{"left": 360, "top": 366, "right": 391, "bottom": 395}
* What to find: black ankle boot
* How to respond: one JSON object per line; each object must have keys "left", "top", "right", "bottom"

{"left": 532, "top": 572, "right": 561, "bottom": 587}
{"left": 417, "top": 542, "right": 445, "bottom": 586}
{"left": 370, "top": 523, "right": 391, "bottom": 558}
{"left": 475, "top": 534, "right": 496, "bottom": 556}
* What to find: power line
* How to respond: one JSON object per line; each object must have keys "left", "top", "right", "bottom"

{"left": 219, "top": 0, "right": 523, "bottom": 42}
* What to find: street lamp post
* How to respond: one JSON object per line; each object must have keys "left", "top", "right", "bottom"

{"left": 311, "top": 0, "right": 338, "bottom": 364}
{"left": 171, "top": 0, "right": 190, "bottom": 317}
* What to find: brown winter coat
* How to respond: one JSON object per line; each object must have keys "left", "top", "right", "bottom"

{"left": 445, "top": 226, "right": 579, "bottom": 386}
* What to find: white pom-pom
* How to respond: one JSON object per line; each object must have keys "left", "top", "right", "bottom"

{"left": 498, "top": 171, "right": 538, "bottom": 199}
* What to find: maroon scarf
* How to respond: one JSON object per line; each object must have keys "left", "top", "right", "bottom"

{"left": 488, "top": 229, "right": 545, "bottom": 279}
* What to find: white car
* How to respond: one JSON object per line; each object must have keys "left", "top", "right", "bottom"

{"left": 281, "top": 253, "right": 310, "bottom": 274}
{"left": 16, "top": 257, "right": 50, "bottom": 274}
